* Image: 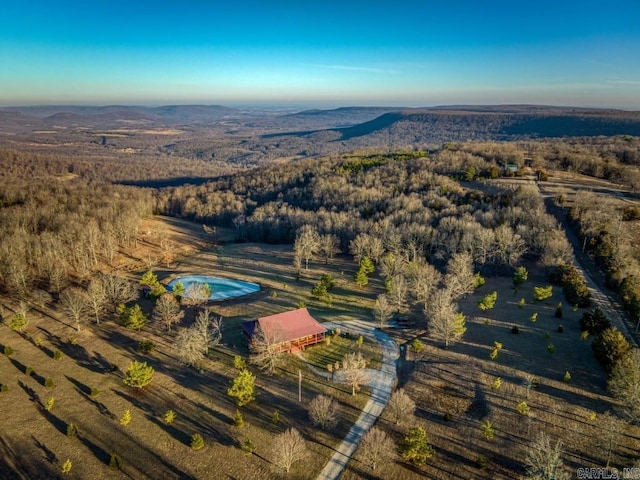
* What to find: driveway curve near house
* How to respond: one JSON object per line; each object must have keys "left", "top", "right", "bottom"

{"left": 315, "top": 320, "right": 399, "bottom": 480}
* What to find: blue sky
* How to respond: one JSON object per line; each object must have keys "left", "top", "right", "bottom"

{"left": 1, "top": 1, "right": 640, "bottom": 108}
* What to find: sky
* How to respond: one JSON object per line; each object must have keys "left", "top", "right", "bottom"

{"left": 1, "top": 1, "right": 640, "bottom": 108}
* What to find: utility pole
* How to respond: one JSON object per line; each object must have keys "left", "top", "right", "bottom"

{"left": 298, "top": 369, "right": 302, "bottom": 402}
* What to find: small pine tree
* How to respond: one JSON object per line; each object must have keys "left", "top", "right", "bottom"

{"left": 533, "top": 285, "right": 553, "bottom": 301}
{"left": 400, "top": 426, "right": 435, "bottom": 465}
{"left": 517, "top": 401, "right": 530, "bottom": 416}
{"left": 478, "top": 291, "right": 498, "bottom": 311}
{"left": 272, "top": 410, "right": 280, "bottom": 424}
{"left": 530, "top": 312, "right": 538, "bottom": 322}
{"left": 3, "top": 346, "right": 14, "bottom": 356}
{"left": 61, "top": 459, "right": 72, "bottom": 474}
{"left": 66, "top": 423, "right": 78, "bottom": 438}
{"left": 513, "top": 266, "right": 528, "bottom": 288}
{"left": 44, "top": 396, "right": 55, "bottom": 412}
{"left": 9, "top": 313, "right": 28, "bottom": 331}
{"left": 474, "top": 272, "right": 486, "bottom": 288}
{"left": 163, "top": 410, "right": 176, "bottom": 424}
{"left": 491, "top": 377, "right": 502, "bottom": 390}
{"left": 563, "top": 371, "right": 571, "bottom": 382}
{"left": 191, "top": 433, "right": 205, "bottom": 451}
{"left": 518, "top": 298, "right": 526, "bottom": 308}
{"left": 547, "top": 343, "right": 555, "bottom": 354}
{"left": 53, "top": 349, "right": 63, "bottom": 361}
{"left": 411, "top": 338, "right": 424, "bottom": 353}
{"left": 356, "top": 335, "right": 364, "bottom": 348}
{"left": 481, "top": 420, "right": 495, "bottom": 439}
{"left": 241, "top": 438, "right": 255, "bottom": 455}
{"left": 45, "top": 378, "right": 55, "bottom": 389}
{"left": 123, "top": 361, "right": 155, "bottom": 389}
{"left": 120, "top": 409, "right": 132, "bottom": 426}
{"left": 227, "top": 369, "right": 256, "bottom": 406}
{"left": 555, "top": 302, "right": 563, "bottom": 318}
{"left": 120, "top": 304, "right": 148, "bottom": 331}
{"left": 109, "top": 453, "right": 123, "bottom": 470}
{"left": 234, "top": 409, "right": 244, "bottom": 427}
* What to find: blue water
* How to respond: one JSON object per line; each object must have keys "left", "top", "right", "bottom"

{"left": 167, "top": 275, "right": 260, "bottom": 301}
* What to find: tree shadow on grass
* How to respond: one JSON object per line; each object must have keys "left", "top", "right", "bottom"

{"left": 465, "top": 383, "right": 491, "bottom": 420}
{"left": 40, "top": 409, "right": 68, "bottom": 436}
{"left": 145, "top": 413, "right": 191, "bottom": 447}
{"left": 79, "top": 434, "right": 111, "bottom": 466}
{"left": 18, "top": 380, "right": 40, "bottom": 404}
{"left": 32, "top": 435, "right": 56, "bottom": 465}
{"left": 65, "top": 375, "right": 91, "bottom": 395}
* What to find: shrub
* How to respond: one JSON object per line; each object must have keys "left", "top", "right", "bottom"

{"left": 90, "top": 387, "right": 99, "bottom": 397}
{"left": 481, "top": 420, "right": 495, "bottom": 439}
{"left": 478, "top": 291, "right": 498, "bottom": 311}
{"left": 491, "top": 377, "right": 502, "bottom": 390}
{"left": 563, "top": 371, "right": 571, "bottom": 383}
{"left": 66, "top": 423, "right": 78, "bottom": 438}
{"left": 34, "top": 336, "right": 44, "bottom": 347}
{"left": 53, "top": 349, "right": 63, "bottom": 361}
{"left": 530, "top": 312, "right": 538, "bottom": 323}
{"left": 234, "top": 409, "right": 244, "bottom": 427}
{"left": 45, "top": 378, "right": 55, "bottom": 389}
{"left": 511, "top": 326, "right": 520, "bottom": 334}
{"left": 475, "top": 454, "right": 489, "bottom": 470}
{"left": 555, "top": 302, "right": 563, "bottom": 318}
{"left": 581, "top": 330, "right": 590, "bottom": 341}
{"left": 547, "top": 343, "right": 555, "bottom": 354}
{"left": 517, "top": 401, "right": 530, "bottom": 416}
{"left": 272, "top": 410, "right": 280, "bottom": 424}
{"left": 518, "top": 298, "right": 526, "bottom": 308}
{"left": 191, "top": 433, "right": 205, "bottom": 451}
{"left": 592, "top": 327, "right": 631, "bottom": 372}
{"left": 9, "top": 313, "right": 28, "bottom": 331}
{"left": 489, "top": 348, "right": 499, "bottom": 360}
{"left": 241, "top": 438, "right": 255, "bottom": 455}
{"left": 533, "top": 285, "right": 553, "bottom": 301}
{"left": 109, "top": 453, "right": 123, "bottom": 470}
{"left": 513, "top": 266, "right": 528, "bottom": 288}
{"left": 580, "top": 307, "right": 611, "bottom": 336}
{"left": 120, "top": 409, "right": 132, "bottom": 426}
{"left": 411, "top": 338, "right": 424, "bottom": 353}
{"left": 138, "top": 340, "right": 155, "bottom": 354}
{"left": 163, "top": 410, "right": 176, "bottom": 424}
{"left": 474, "top": 273, "right": 486, "bottom": 288}
{"left": 61, "top": 459, "right": 72, "bottom": 474}
{"left": 3, "top": 346, "right": 14, "bottom": 356}
{"left": 44, "top": 396, "right": 55, "bottom": 412}
{"left": 68, "top": 336, "right": 77, "bottom": 346}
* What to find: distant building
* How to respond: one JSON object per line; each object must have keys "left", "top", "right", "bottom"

{"left": 241, "top": 307, "right": 327, "bottom": 353}
{"left": 505, "top": 163, "right": 519, "bottom": 173}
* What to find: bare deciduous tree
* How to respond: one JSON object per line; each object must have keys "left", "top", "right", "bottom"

{"left": 102, "top": 273, "right": 137, "bottom": 312}
{"left": 524, "top": 432, "right": 570, "bottom": 480}
{"left": 175, "top": 327, "right": 206, "bottom": 367}
{"left": 60, "top": 287, "right": 88, "bottom": 332}
{"left": 358, "top": 426, "right": 395, "bottom": 471}
{"left": 249, "top": 324, "right": 284, "bottom": 375}
{"left": 308, "top": 394, "right": 338, "bottom": 430}
{"left": 319, "top": 233, "right": 340, "bottom": 264}
{"left": 407, "top": 260, "right": 441, "bottom": 309}
{"left": 271, "top": 428, "right": 307, "bottom": 473}
{"left": 293, "top": 224, "right": 320, "bottom": 271}
{"left": 342, "top": 352, "right": 368, "bottom": 395}
{"left": 153, "top": 293, "right": 184, "bottom": 332}
{"left": 194, "top": 309, "right": 223, "bottom": 351}
{"left": 86, "top": 277, "right": 107, "bottom": 324}
{"left": 373, "top": 294, "right": 394, "bottom": 328}
{"left": 386, "top": 388, "right": 416, "bottom": 425}
{"left": 445, "top": 252, "right": 476, "bottom": 299}
{"left": 597, "top": 411, "right": 624, "bottom": 467}
{"left": 182, "top": 282, "right": 211, "bottom": 307}
{"left": 427, "top": 289, "right": 466, "bottom": 348}
{"left": 388, "top": 274, "right": 408, "bottom": 313}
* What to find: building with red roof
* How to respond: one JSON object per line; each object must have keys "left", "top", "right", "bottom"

{"left": 241, "top": 307, "right": 327, "bottom": 352}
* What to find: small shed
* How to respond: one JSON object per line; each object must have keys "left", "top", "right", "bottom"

{"left": 241, "top": 307, "right": 327, "bottom": 353}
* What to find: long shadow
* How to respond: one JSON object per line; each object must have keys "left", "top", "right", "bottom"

{"left": 79, "top": 435, "right": 111, "bottom": 466}
{"left": 0, "top": 435, "right": 57, "bottom": 480}
{"left": 93, "top": 351, "right": 118, "bottom": 373}
{"left": 465, "top": 383, "right": 491, "bottom": 420}
{"left": 40, "top": 409, "right": 67, "bottom": 436}
{"left": 32, "top": 435, "right": 56, "bottom": 465}
{"left": 8, "top": 357, "right": 27, "bottom": 375}
{"left": 145, "top": 413, "right": 191, "bottom": 447}
{"left": 18, "top": 380, "right": 40, "bottom": 404}
{"left": 65, "top": 375, "right": 91, "bottom": 396}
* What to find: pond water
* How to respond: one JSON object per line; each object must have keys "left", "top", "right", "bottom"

{"left": 167, "top": 275, "right": 260, "bottom": 301}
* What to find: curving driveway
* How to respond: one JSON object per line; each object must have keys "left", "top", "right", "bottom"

{"left": 315, "top": 320, "right": 399, "bottom": 480}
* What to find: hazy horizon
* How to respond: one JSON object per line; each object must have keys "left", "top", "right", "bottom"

{"left": 2, "top": 1, "right": 640, "bottom": 109}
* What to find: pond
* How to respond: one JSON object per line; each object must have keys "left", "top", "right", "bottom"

{"left": 167, "top": 275, "right": 260, "bottom": 301}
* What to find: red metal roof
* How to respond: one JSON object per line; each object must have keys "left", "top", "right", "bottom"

{"left": 256, "top": 308, "right": 326, "bottom": 343}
